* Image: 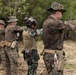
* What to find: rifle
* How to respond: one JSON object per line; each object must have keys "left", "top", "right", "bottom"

{"left": 16, "top": 32, "right": 20, "bottom": 57}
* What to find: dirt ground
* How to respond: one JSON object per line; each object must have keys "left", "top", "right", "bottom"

{"left": 0, "top": 40, "right": 76, "bottom": 75}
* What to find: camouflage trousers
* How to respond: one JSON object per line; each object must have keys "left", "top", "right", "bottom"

{"left": 24, "top": 50, "right": 39, "bottom": 75}
{"left": 0, "top": 47, "right": 2, "bottom": 65}
{"left": 0, "top": 47, "right": 5, "bottom": 66}
{"left": 27, "top": 61, "right": 38, "bottom": 75}
{"left": 43, "top": 51, "right": 65, "bottom": 75}
{"left": 1, "top": 46, "right": 18, "bottom": 75}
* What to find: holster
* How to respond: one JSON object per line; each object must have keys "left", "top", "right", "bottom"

{"left": 22, "top": 49, "right": 39, "bottom": 62}
{"left": 22, "top": 49, "right": 31, "bottom": 60}
{"left": 11, "top": 41, "right": 17, "bottom": 48}
{"left": 57, "top": 51, "right": 65, "bottom": 70}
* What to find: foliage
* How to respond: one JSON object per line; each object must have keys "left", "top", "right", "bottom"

{"left": 0, "top": 0, "right": 76, "bottom": 25}
{"left": 0, "top": 0, "right": 76, "bottom": 40}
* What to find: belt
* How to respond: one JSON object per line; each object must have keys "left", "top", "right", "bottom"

{"left": 44, "top": 49, "right": 61, "bottom": 54}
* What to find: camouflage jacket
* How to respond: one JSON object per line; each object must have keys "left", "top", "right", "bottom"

{"left": 0, "top": 28, "right": 5, "bottom": 42}
{"left": 42, "top": 16, "right": 66, "bottom": 50}
{"left": 5, "top": 24, "right": 24, "bottom": 42}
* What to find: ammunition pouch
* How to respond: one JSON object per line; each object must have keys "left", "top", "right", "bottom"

{"left": 22, "top": 49, "right": 39, "bottom": 63}
{"left": 57, "top": 51, "right": 66, "bottom": 71}
{"left": 11, "top": 41, "right": 17, "bottom": 48}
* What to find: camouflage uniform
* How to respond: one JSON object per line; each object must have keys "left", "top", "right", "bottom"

{"left": 4, "top": 16, "right": 23, "bottom": 75}
{"left": 22, "top": 17, "right": 39, "bottom": 75}
{"left": 42, "top": 2, "right": 66, "bottom": 75}
{"left": 0, "top": 20, "right": 5, "bottom": 67}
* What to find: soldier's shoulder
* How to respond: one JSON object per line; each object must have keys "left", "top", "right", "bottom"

{"left": 43, "top": 17, "right": 60, "bottom": 28}
{"left": 43, "top": 18, "right": 54, "bottom": 26}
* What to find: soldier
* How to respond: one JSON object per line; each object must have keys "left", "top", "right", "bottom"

{"left": 42, "top": 2, "right": 66, "bottom": 75}
{"left": 0, "top": 20, "right": 5, "bottom": 67}
{"left": 4, "top": 16, "right": 23, "bottom": 75}
{"left": 22, "top": 17, "right": 39, "bottom": 75}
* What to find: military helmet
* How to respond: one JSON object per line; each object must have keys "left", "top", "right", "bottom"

{"left": 25, "top": 17, "right": 37, "bottom": 28}
{"left": 47, "top": 2, "right": 66, "bottom": 13}
{"left": 8, "top": 16, "right": 18, "bottom": 23}
{"left": 0, "top": 20, "right": 5, "bottom": 25}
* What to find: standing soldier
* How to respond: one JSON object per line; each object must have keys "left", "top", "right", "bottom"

{"left": 42, "top": 2, "right": 66, "bottom": 75}
{"left": 41, "top": 2, "right": 76, "bottom": 75}
{"left": 22, "top": 17, "right": 39, "bottom": 75}
{"left": 4, "top": 16, "right": 23, "bottom": 75}
{"left": 0, "top": 20, "right": 5, "bottom": 68}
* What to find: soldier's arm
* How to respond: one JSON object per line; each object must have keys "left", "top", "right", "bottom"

{"left": 44, "top": 19, "right": 66, "bottom": 33}
{"left": 64, "top": 20, "right": 76, "bottom": 30}
{"left": 55, "top": 20, "right": 66, "bottom": 30}
{"left": 14, "top": 26, "right": 25, "bottom": 32}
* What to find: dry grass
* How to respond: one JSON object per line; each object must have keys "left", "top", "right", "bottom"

{"left": 18, "top": 40, "right": 76, "bottom": 75}
{"left": 0, "top": 40, "right": 76, "bottom": 75}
